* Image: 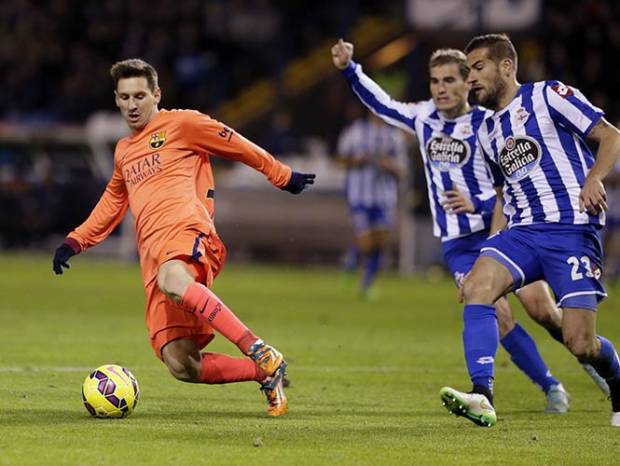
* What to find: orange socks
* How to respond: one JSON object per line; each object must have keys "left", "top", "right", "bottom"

{"left": 181, "top": 282, "right": 258, "bottom": 353}
{"left": 180, "top": 283, "right": 269, "bottom": 385}
{"left": 199, "top": 352, "right": 267, "bottom": 384}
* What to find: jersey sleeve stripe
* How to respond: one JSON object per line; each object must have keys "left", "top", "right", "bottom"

{"left": 544, "top": 82, "right": 604, "bottom": 138}
{"left": 344, "top": 62, "right": 418, "bottom": 134}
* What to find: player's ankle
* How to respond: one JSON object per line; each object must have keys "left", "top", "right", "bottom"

{"left": 240, "top": 334, "right": 261, "bottom": 354}
{"left": 472, "top": 384, "right": 494, "bottom": 406}
{"left": 609, "top": 381, "right": 620, "bottom": 412}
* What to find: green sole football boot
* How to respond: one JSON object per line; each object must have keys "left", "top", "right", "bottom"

{"left": 440, "top": 386, "right": 497, "bottom": 427}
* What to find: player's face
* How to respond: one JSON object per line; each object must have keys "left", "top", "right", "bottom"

{"left": 429, "top": 63, "right": 470, "bottom": 117}
{"left": 466, "top": 48, "right": 505, "bottom": 110}
{"left": 115, "top": 77, "right": 161, "bottom": 131}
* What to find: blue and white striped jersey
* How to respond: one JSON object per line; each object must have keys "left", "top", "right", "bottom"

{"left": 477, "top": 81, "right": 605, "bottom": 228}
{"left": 342, "top": 61, "right": 496, "bottom": 240}
{"left": 337, "top": 117, "right": 407, "bottom": 210}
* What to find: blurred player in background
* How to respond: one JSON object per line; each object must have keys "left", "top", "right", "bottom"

{"left": 441, "top": 33, "right": 620, "bottom": 427}
{"left": 603, "top": 155, "right": 620, "bottom": 284}
{"left": 52, "top": 58, "right": 315, "bottom": 416}
{"left": 337, "top": 108, "right": 407, "bottom": 298}
{"left": 331, "top": 39, "right": 609, "bottom": 417}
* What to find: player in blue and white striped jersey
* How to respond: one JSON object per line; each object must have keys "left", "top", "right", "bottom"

{"left": 337, "top": 110, "right": 407, "bottom": 296}
{"left": 441, "top": 33, "right": 620, "bottom": 427}
{"left": 603, "top": 158, "right": 620, "bottom": 283}
{"left": 330, "top": 40, "right": 611, "bottom": 420}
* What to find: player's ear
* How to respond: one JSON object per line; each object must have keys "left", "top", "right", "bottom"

{"left": 154, "top": 87, "right": 162, "bottom": 105}
{"left": 500, "top": 58, "right": 515, "bottom": 77}
{"left": 113, "top": 90, "right": 121, "bottom": 109}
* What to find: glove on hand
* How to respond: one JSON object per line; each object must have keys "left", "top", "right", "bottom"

{"left": 53, "top": 241, "right": 79, "bottom": 275}
{"left": 282, "top": 171, "right": 316, "bottom": 194}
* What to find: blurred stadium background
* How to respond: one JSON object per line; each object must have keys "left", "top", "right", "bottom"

{"left": 1, "top": 0, "right": 619, "bottom": 278}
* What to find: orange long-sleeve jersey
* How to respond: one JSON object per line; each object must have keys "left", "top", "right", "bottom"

{"left": 68, "top": 109, "right": 292, "bottom": 285}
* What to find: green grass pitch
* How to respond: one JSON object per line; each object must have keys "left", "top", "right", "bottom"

{"left": 0, "top": 254, "right": 619, "bottom": 465}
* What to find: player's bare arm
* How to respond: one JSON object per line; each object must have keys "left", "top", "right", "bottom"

{"left": 581, "top": 118, "right": 620, "bottom": 214}
{"left": 377, "top": 155, "right": 405, "bottom": 178}
{"left": 331, "top": 38, "right": 353, "bottom": 70}
{"left": 336, "top": 154, "right": 369, "bottom": 168}
{"left": 489, "top": 187, "right": 507, "bottom": 234}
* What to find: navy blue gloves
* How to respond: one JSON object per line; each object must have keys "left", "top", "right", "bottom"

{"left": 53, "top": 240, "right": 79, "bottom": 275}
{"left": 282, "top": 171, "right": 316, "bottom": 194}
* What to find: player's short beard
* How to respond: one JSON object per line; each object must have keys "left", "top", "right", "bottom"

{"left": 479, "top": 72, "right": 507, "bottom": 111}
{"left": 468, "top": 64, "right": 507, "bottom": 111}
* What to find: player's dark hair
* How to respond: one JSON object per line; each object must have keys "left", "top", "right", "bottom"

{"left": 429, "top": 49, "right": 470, "bottom": 80}
{"left": 110, "top": 58, "right": 158, "bottom": 92}
{"left": 464, "top": 33, "right": 518, "bottom": 67}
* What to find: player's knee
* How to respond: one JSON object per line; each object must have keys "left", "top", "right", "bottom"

{"left": 462, "top": 274, "right": 495, "bottom": 304}
{"left": 565, "top": 333, "right": 598, "bottom": 360}
{"left": 496, "top": 316, "right": 515, "bottom": 338}
{"left": 157, "top": 262, "right": 192, "bottom": 298}
{"left": 165, "top": 357, "right": 201, "bottom": 383}
{"left": 356, "top": 235, "right": 373, "bottom": 253}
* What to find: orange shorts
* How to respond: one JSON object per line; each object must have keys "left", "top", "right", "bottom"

{"left": 145, "top": 229, "right": 227, "bottom": 360}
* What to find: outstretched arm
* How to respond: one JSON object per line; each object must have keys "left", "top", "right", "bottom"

{"left": 581, "top": 118, "right": 620, "bottom": 214}
{"left": 331, "top": 39, "right": 419, "bottom": 134}
{"left": 187, "top": 113, "right": 314, "bottom": 193}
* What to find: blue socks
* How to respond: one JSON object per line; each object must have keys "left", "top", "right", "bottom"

{"left": 362, "top": 249, "right": 382, "bottom": 291}
{"left": 545, "top": 326, "right": 564, "bottom": 344}
{"left": 501, "top": 323, "right": 560, "bottom": 393}
{"left": 463, "top": 304, "right": 498, "bottom": 391}
{"left": 589, "top": 336, "right": 620, "bottom": 384}
{"left": 343, "top": 245, "right": 360, "bottom": 272}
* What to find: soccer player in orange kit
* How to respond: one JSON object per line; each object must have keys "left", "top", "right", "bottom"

{"left": 52, "top": 59, "right": 315, "bottom": 416}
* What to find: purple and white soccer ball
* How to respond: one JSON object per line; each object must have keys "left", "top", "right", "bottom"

{"left": 82, "top": 364, "right": 140, "bottom": 418}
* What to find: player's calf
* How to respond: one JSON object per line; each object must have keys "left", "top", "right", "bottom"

{"left": 164, "top": 354, "right": 201, "bottom": 383}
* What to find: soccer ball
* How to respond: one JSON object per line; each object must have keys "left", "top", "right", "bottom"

{"left": 82, "top": 364, "right": 140, "bottom": 418}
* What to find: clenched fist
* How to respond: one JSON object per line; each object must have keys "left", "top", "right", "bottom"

{"left": 331, "top": 38, "right": 354, "bottom": 70}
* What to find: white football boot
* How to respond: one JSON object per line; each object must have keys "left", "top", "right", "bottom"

{"left": 440, "top": 386, "right": 496, "bottom": 427}
{"left": 545, "top": 384, "right": 570, "bottom": 413}
{"left": 581, "top": 363, "right": 610, "bottom": 397}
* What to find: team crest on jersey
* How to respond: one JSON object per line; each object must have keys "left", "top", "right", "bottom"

{"left": 149, "top": 130, "right": 166, "bottom": 149}
{"left": 426, "top": 136, "right": 471, "bottom": 172}
{"left": 458, "top": 124, "right": 473, "bottom": 138}
{"left": 551, "top": 83, "right": 574, "bottom": 98}
{"left": 514, "top": 107, "right": 530, "bottom": 124}
{"left": 499, "top": 135, "right": 542, "bottom": 182}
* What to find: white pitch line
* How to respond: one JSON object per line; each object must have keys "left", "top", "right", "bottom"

{"left": 0, "top": 367, "right": 97, "bottom": 373}
{"left": 0, "top": 365, "right": 431, "bottom": 374}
